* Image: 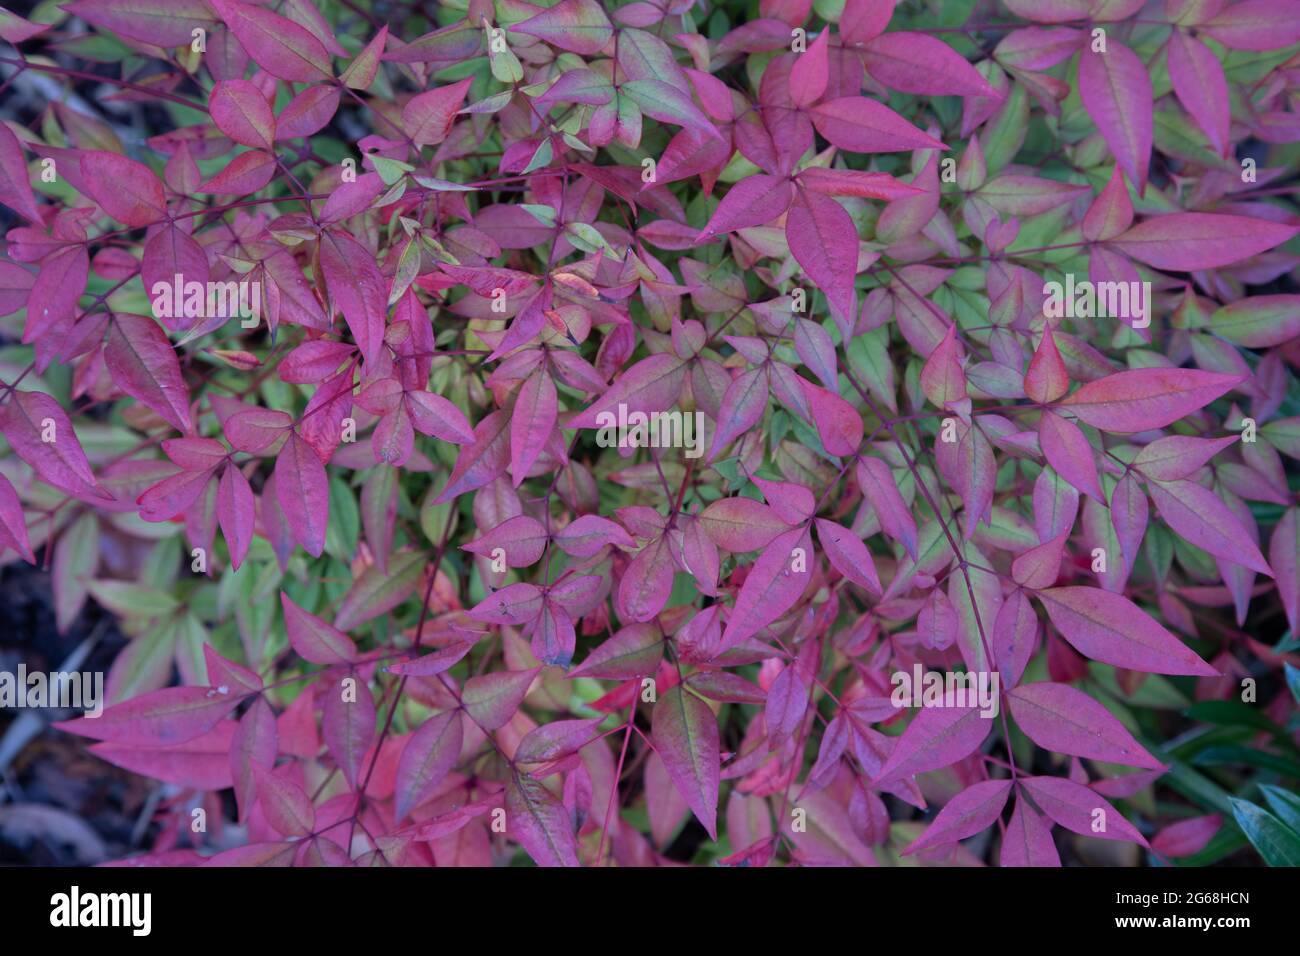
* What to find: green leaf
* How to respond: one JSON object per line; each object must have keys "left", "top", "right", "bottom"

{"left": 85, "top": 580, "right": 179, "bottom": 619}
{"left": 1229, "top": 798, "right": 1300, "bottom": 867}
{"left": 1259, "top": 784, "right": 1300, "bottom": 834}
{"left": 333, "top": 550, "right": 424, "bottom": 631}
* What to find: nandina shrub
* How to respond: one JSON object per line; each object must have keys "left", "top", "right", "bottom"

{"left": 0, "top": 0, "right": 1299, "bottom": 868}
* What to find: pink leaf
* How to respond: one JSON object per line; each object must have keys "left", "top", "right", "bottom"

{"left": 0, "top": 471, "right": 34, "bottom": 563}
{"left": 1019, "top": 775, "right": 1149, "bottom": 846}
{"left": 0, "top": 390, "right": 105, "bottom": 499}
{"left": 210, "top": 80, "right": 276, "bottom": 150}
{"left": 57, "top": 686, "right": 240, "bottom": 746}
{"left": 211, "top": 0, "right": 333, "bottom": 82}
{"left": 787, "top": 188, "right": 860, "bottom": 332}
{"left": 78, "top": 151, "right": 167, "bottom": 227}
{"left": 1201, "top": 0, "right": 1300, "bottom": 51}
{"left": 697, "top": 174, "right": 795, "bottom": 240}
{"left": 1147, "top": 478, "right": 1272, "bottom": 576}
{"left": 800, "top": 378, "right": 863, "bottom": 456}
{"left": 555, "top": 514, "right": 636, "bottom": 557}
{"left": 1151, "top": 814, "right": 1221, "bottom": 857}
{"left": 403, "top": 78, "right": 472, "bottom": 147}
{"left": 1270, "top": 508, "right": 1300, "bottom": 636}
{"left": 254, "top": 765, "right": 315, "bottom": 838}
{"left": 1008, "top": 682, "right": 1163, "bottom": 769}
{"left": 0, "top": 122, "right": 41, "bottom": 222}
{"left": 1037, "top": 586, "right": 1219, "bottom": 676}
{"left": 903, "top": 779, "right": 1012, "bottom": 855}
{"left": 275, "top": 432, "right": 329, "bottom": 557}
{"left": 856, "top": 456, "right": 919, "bottom": 559}
{"left": 463, "top": 514, "right": 549, "bottom": 567}
{"left": 394, "top": 710, "right": 463, "bottom": 820}
{"left": 104, "top": 313, "right": 193, "bottom": 433}
{"left": 1081, "top": 165, "right": 1133, "bottom": 242}
{"left": 810, "top": 97, "right": 947, "bottom": 153}
{"left": 815, "top": 518, "right": 882, "bottom": 594}
{"left": 321, "top": 672, "right": 376, "bottom": 789}
{"left": 796, "top": 167, "right": 923, "bottom": 201}
{"left": 1058, "top": 368, "right": 1241, "bottom": 433}
{"left": 512, "top": 0, "right": 613, "bottom": 54}
{"left": 319, "top": 230, "right": 386, "bottom": 366}
{"left": 216, "top": 463, "right": 255, "bottom": 570}
{"left": 1166, "top": 30, "right": 1230, "bottom": 156}
{"left": 864, "top": 32, "right": 1000, "bottom": 97}
{"left": 1000, "top": 795, "right": 1060, "bottom": 866}
{"left": 698, "top": 496, "right": 792, "bottom": 552}
{"left": 1077, "top": 41, "right": 1152, "bottom": 192}
{"left": 1039, "top": 410, "right": 1102, "bottom": 501}
{"left": 568, "top": 622, "right": 663, "bottom": 679}
{"left": 789, "top": 26, "right": 829, "bottom": 106}
{"left": 651, "top": 684, "right": 720, "bottom": 839}
{"left": 1011, "top": 529, "right": 1069, "bottom": 589}
{"left": 874, "top": 704, "right": 994, "bottom": 785}
{"left": 505, "top": 773, "right": 581, "bottom": 866}
{"left": 569, "top": 353, "right": 688, "bottom": 429}
{"left": 280, "top": 591, "right": 358, "bottom": 665}
{"left": 920, "top": 323, "right": 967, "bottom": 409}
{"left": 435, "top": 409, "right": 512, "bottom": 503}
{"left": 720, "top": 525, "right": 813, "bottom": 649}
{"left": 1108, "top": 213, "right": 1300, "bottom": 271}
{"left": 1132, "top": 434, "right": 1238, "bottom": 481}
{"left": 708, "top": 366, "right": 768, "bottom": 459}
{"left": 510, "top": 369, "right": 557, "bottom": 486}
{"left": 462, "top": 668, "right": 539, "bottom": 730}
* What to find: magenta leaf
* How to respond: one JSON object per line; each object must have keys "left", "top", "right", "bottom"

{"left": 651, "top": 684, "right": 720, "bottom": 840}
{"left": 1037, "top": 587, "right": 1219, "bottom": 676}
{"left": 1007, "top": 682, "right": 1163, "bottom": 769}
{"left": 903, "top": 779, "right": 1012, "bottom": 855}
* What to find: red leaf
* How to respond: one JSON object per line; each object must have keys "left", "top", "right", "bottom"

{"left": 403, "top": 78, "right": 472, "bottom": 147}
